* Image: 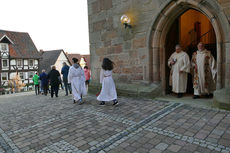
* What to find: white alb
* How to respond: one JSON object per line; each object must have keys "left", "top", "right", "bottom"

{"left": 97, "top": 69, "right": 117, "bottom": 101}
{"left": 68, "top": 66, "right": 87, "bottom": 101}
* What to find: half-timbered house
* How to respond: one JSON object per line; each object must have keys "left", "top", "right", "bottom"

{"left": 0, "top": 30, "right": 41, "bottom": 90}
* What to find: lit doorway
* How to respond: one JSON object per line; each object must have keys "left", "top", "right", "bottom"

{"left": 165, "top": 9, "right": 217, "bottom": 95}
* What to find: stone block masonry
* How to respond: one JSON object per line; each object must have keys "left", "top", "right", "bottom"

{"left": 0, "top": 91, "right": 230, "bottom": 152}
{"left": 88, "top": 0, "right": 230, "bottom": 108}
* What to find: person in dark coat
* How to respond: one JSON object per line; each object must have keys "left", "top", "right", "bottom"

{"left": 48, "top": 65, "right": 61, "bottom": 98}
{"left": 39, "top": 69, "right": 49, "bottom": 96}
{"left": 61, "top": 62, "right": 72, "bottom": 96}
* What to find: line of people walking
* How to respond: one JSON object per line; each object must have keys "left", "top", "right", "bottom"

{"left": 33, "top": 42, "right": 215, "bottom": 104}
{"left": 33, "top": 57, "right": 118, "bottom": 106}
{"left": 168, "top": 42, "right": 216, "bottom": 99}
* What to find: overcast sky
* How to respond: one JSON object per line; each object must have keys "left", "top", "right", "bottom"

{"left": 1, "top": 0, "right": 89, "bottom": 54}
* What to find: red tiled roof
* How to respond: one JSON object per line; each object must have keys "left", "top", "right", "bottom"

{"left": 0, "top": 30, "right": 41, "bottom": 59}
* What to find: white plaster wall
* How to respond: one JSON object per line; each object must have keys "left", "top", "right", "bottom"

{"left": 10, "top": 59, "right": 16, "bottom": 65}
{"left": 10, "top": 72, "right": 16, "bottom": 80}
{"left": 54, "top": 51, "right": 71, "bottom": 73}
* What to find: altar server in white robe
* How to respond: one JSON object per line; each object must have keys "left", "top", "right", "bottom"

{"left": 168, "top": 44, "right": 190, "bottom": 98}
{"left": 97, "top": 58, "right": 118, "bottom": 105}
{"left": 68, "top": 58, "right": 87, "bottom": 104}
{"left": 191, "top": 42, "right": 216, "bottom": 99}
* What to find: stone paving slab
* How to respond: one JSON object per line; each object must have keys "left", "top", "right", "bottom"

{"left": 9, "top": 112, "right": 129, "bottom": 151}
{"left": 0, "top": 93, "right": 169, "bottom": 133}
{"left": 85, "top": 96, "right": 170, "bottom": 122}
{"left": 107, "top": 129, "right": 217, "bottom": 153}
{"left": 151, "top": 104, "right": 230, "bottom": 147}
{"left": 0, "top": 91, "right": 229, "bottom": 153}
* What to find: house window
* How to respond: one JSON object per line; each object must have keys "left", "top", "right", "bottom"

{"left": 0, "top": 43, "right": 9, "bottom": 57}
{"left": 24, "top": 72, "right": 28, "bottom": 79}
{"left": 1, "top": 73, "right": 8, "bottom": 81}
{"left": 29, "top": 60, "right": 34, "bottom": 67}
{"left": 19, "top": 72, "right": 24, "bottom": 79}
{"left": 0, "top": 43, "right": 8, "bottom": 51}
{"left": 2, "top": 59, "right": 8, "bottom": 67}
{"left": 17, "top": 59, "right": 23, "bottom": 67}
{"left": 24, "top": 60, "right": 28, "bottom": 65}
{"left": 29, "top": 72, "right": 34, "bottom": 78}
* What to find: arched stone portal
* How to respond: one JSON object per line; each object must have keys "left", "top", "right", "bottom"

{"left": 148, "top": 0, "right": 230, "bottom": 96}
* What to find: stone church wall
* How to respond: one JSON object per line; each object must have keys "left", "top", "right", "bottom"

{"left": 87, "top": 0, "right": 230, "bottom": 101}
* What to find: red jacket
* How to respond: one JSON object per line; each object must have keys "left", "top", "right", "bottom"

{"left": 84, "top": 69, "right": 91, "bottom": 81}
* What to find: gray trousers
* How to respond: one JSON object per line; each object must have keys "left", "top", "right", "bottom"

{"left": 63, "top": 80, "right": 71, "bottom": 95}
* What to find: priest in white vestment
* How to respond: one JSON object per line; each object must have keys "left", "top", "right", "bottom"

{"left": 68, "top": 58, "right": 87, "bottom": 104}
{"left": 168, "top": 45, "right": 190, "bottom": 98}
{"left": 191, "top": 42, "right": 217, "bottom": 99}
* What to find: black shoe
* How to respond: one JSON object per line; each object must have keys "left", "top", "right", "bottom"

{"left": 209, "top": 93, "right": 213, "bottom": 98}
{"left": 65, "top": 94, "right": 68, "bottom": 96}
{"left": 193, "top": 95, "right": 200, "bottom": 99}
{"left": 177, "top": 93, "right": 183, "bottom": 98}
{"left": 78, "top": 99, "right": 83, "bottom": 105}
{"left": 73, "top": 100, "right": 76, "bottom": 104}
{"left": 113, "top": 100, "right": 119, "bottom": 106}
{"left": 100, "top": 101, "right": 105, "bottom": 105}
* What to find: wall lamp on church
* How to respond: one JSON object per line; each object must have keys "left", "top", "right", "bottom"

{"left": 120, "top": 14, "right": 132, "bottom": 29}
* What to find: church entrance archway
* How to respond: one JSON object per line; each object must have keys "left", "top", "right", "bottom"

{"left": 165, "top": 9, "right": 217, "bottom": 95}
{"left": 148, "top": 0, "right": 230, "bottom": 96}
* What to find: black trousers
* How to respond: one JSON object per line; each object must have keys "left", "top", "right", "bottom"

{"left": 35, "top": 85, "right": 40, "bottom": 95}
{"left": 51, "top": 85, "right": 59, "bottom": 98}
{"left": 85, "top": 80, "right": 90, "bottom": 86}
{"left": 42, "top": 84, "right": 48, "bottom": 95}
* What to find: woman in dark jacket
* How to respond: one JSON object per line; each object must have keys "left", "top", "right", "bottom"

{"left": 39, "top": 69, "right": 49, "bottom": 96}
{"left": 48, "top": 65, "right": 61, "bottom": 98}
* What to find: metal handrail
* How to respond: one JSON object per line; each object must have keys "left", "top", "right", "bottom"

{"left": 189, "top": 28, "right": 214, "bottom": 45}
{"left": 199, "top": 29, "right": 214, "bottom": 40}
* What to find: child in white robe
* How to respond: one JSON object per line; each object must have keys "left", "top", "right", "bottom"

{"left": 97, "top": 58, "right": 118, "bottom": 105}
{"left": 68, "top": 58, "right": 87, "bottom": 104}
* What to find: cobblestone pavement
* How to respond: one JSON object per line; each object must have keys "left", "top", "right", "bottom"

{"left": 0, "top": 91, "right": 229, "bottom": 153}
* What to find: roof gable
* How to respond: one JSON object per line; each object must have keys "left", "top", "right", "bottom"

{"left": 0, "top": 30, "right": 41, "bottom": 59}
{"left": 39, "top": 50, "right": 64, "bottom": 72}
{"left": 0, "top": 35, "right": 14, "bottom": 44}
{"left": 55, "top": 50, "right": 71, "bottom": 66}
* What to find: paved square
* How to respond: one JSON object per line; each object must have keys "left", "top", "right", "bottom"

{"left": 0, "top": 91, "right": 229, "bottom": 153}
